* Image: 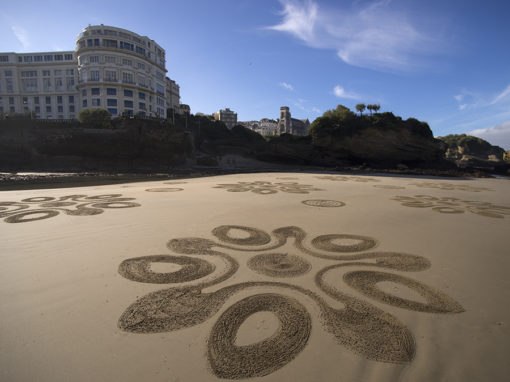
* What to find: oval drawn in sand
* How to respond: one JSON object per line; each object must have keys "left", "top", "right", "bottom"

{"left": 302, "top": 199, "right": 345, "bottom": 207}
{"left": 247, "top": 253, "right": 311, "bottom": 277}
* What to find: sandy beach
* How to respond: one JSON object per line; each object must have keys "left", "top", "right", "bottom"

{"left": 1, "top": 171, "right": 509, "bottom": 381}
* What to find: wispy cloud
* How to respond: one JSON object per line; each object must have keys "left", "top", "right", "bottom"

{"left": 469, "top": 121, "right": 510, "bottom": 150}
{"left": 333, "top": 85, "right": 360, "bottom": 100}
{"left": 279, "top": 82, "right": 295, "bottom": 91}
{"left": 490, "top": 84, "right": 510, "bottom": 105}
{"left": 454, "top": 83, "right": 510, "bottom": 110}
{"left": 11, "top": 25, "right": 30, "bottom": 50}
{"left": 266, "top": 0, "right": 440, "bottom": 72}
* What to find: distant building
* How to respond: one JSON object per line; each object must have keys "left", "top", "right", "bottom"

{"left": 0, "top": 24, "right": 179, "bottom": 119}
{"left": 213, "top": 107, "right": 237, "bottom": 129}
{"left": 178, "top": 104, "right": 190, "bottom": 115}
{"left": 276, "top": 106, "right": 309, "bottom": 136}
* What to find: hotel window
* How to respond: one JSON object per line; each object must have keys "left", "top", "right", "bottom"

{"left": 90, "top": 56, "right": 99, "bottom": 63}
{"left": 124, "top": 89, "right": 133, "bottom": 97}
{"left": 124, "top": 100, "right": 133, "bottom": 108}
{"left": 66, "top": 69, "right": 74, "bottom": 76}
{"left": 82, "top": 99, "right": 87, "bottom": 107}
{"left": 54, "top": 70, "right": 62, "bottom": 76}
{"left": 46, "top": 106, "right": 52, "bottom": 113}
{"left": 22, "top": 79, "right": 38, "bottom": 92}
{"left": 69, "top": 96, "right": 74, "bottom": 104}
{"left": 57, "top": 96, "right": 63, "bottom": 104}
{"left": 122, "top": 72, "right": 133, "bottom": 84}
{"left": 64, "top": 54, "right": 73, "bottom": 60}
{"left": 44, "top": 55, "right": 53, "bottom": 61}
{"left": 21, "top": 71, "right": 37, "bottom": 77}
{"left": 82, "top": 89, "right": 87, "bottom": 96}
{"left": 55, "top": 78, "right": 63, "bottom": 90}
{"left": 69, "top": 105, "right": 75, "bottom": 112}
{"left": 107, "top": 99, "right": 117, "bottom": 106}
{"left": 35, "top": 106, "right": 40, "bottom": 113}
{"left": 103, "top": 39, "right": 117, "bottom": 48}
{"left": 94, "top": 39, "right": 100, "bottom": 46}
{"left": 105, "top": 56, "right": 116, "bottom": 63}
{"left": 6, "top": 78, "right": 13, "bottom": 92}
{"left": 42, "top": 70, "right": 50, "bottom": 77}
{"left": 90, "top": 71, "right": 99, "bottom": 81}
{"left": 4, "top": 70, "right": 12, "bottom": 76}
{"left": 106, "top": 88, "right": 117, "bottom": 95}
{"left": 0, "top": 56, "right": 8, "bottom": 62}
{"left": 23, "top": 97, "right": 28, "bottom": 104}
{"left": 91, "top": 99, "right": 100, "bottom": 106}
{"left": 54, "top": 54, "right": 63, "bottom": 61}
{"left": 34, "top": 55, "right": 43, "bottom": 62}
{"left": 137, "top": 75, "right": 146, "bottom": 87}
{"left": 91, "top": 88, "right": 100, "bottom": 95}
{"left": 45, "top": 96, "right": 51, "bottom": 104}
{"left": 58, "top": 106, "right": 64, "bottom": 113}
{"left": 105, "top": 70, "right": 117, "bottom": 82}
{"left": 66, "top": 77, "right": 75, "bottom": 90}
{"left": 138, "top": 92, "right": 145, "bottom": 100}
{"left": 107, "top": 108, "right": 117, "bottom": 115}
{"left": 43, "top": 78, "right": 51, "bottom": 91}
{"left": 79, "top": 41, "right": 86, "bottom": 49}
{"left": 34, "top": 97, "right": 39, "bottom": 104}
{"left": 119, "top": 41, "right": 134, "bottom": 51}
{"left": 87, "top": 39, "right": 93, "bottom": 47}
{"left": 135, "top": 46, "right": 145, "bottom": 55}
{"left": 137, "top": 62, "right": 145, "bottom": 70}
{"left": 122, "top": 58, "right": 132, "bottom": 66}
{"left": 139, "top": 102, "right": 146, "bottom": 110}
{"left": 18, "top": 56, "right": 22, "bottom": 63}
{"left": 23, "top": 56, "right": 33, "bottom": 62}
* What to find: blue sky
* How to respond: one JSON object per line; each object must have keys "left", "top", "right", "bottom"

{"left": 1, "top": 0, "right": 510, "bottom": 149}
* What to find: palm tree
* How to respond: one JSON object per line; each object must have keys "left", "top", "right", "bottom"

{"left": 367, "top": 104, "right": 374, "bottom": 115}
{"left": 355, "top": 103, "right": 366, "bottom": 116}
{"left": 373, "top": 104, "right": 380, "bottom": 114}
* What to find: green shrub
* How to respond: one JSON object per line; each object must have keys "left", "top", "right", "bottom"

{"left": 78, "top": 108, "right": 111, "bottom": 128}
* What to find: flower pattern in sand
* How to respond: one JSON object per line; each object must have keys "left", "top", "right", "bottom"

{"left": 0, "top": 194, "right": 140, "bottom": 223}
{"left": 392, "top": 195, "right": 510, "bottom": 218}
{"left": 213, "top": 181, "right": 323, "bottom": 194}
{"left": 409, "top": 181, "right": 493, "bottom": 192}
{"left": 118, "top": 225, "right": 464, "bottom": 379}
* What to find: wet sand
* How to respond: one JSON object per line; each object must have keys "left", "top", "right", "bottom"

{"left": 1, "top": 172, "right": 509, "bottom": 381}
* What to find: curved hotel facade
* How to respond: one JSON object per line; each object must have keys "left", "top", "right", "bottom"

{"left": 0, "top": 25, "right": 180, "bottom": 119}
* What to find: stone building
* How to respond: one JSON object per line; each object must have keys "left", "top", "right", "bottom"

{"left": 0, "top": 25, "right": 180, "bottom": 119}
{"left": 276, "top": 106, "right": 309, "bottom": 136}
{"left": 213, "top": 108, "right": 237, "bottom": 129}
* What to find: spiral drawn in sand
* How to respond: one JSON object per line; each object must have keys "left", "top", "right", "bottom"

{"left": 302, "top": 199, "right": 345, "bottom": 207}
{"left": 316, "top": 175, "right": 380, "bottom": 182}
{"left": 409, "top": 181, "right": 493, "bottom": 192}
{"left": 118, "top": 225, "right": 464, "bottom": 379}
{"left": 0, "top": 194, "right": 140, "bottom": 223}
{"left": 213, "top": 181, "right": 323, "bottom": 194}
{"left": 145, "top": 188, "right": 184, "bottom": 192}
{"left": 392, "top": 195, "right": 510, "bottom": 218}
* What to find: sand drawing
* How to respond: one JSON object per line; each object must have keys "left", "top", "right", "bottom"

{"left": 276, "top": 177, "right": 299, "bottom": 180}
{"left": 302, "top": 199, "right": 346, "bottom": 207}
{"left": 392, "top": 195, "right": 510, "bottom": 218}
{"left": 0, "top": 194, "right": 140, "bottom": 223}
{"left": 213, "top": 181, "right": 323, "bottom": 194}
{"left": 118, "top": 225, "right": 464, "bottom": 379}
{"left": 316, "top": 175, "right": 380, "bottom": 182}
{"left": 374, "top": 185, "right": 406, "bottom": 189}
{"left": 163, "top": 181, "right": 188, "bottom": 185}
{"left": 145, "top": 187, "right": 184, "bottom": 192}
{"left": 409, "top": 181, "right": 493, "bottom": 192}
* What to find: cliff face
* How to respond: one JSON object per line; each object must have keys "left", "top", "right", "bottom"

{"left": 310, "top": 112, "right": 446, "bottom": 166}
{"left": 438, "top": 134, "right": 507, "bottom": 170}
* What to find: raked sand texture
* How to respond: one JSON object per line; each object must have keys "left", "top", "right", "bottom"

{"left": 1, "top": 172, "right": 509, "bottom": 381}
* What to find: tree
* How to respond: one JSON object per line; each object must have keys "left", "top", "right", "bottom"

{"left": 355, "top": 103, "right": 366, "bottom": 116}
{"left": 367, "top": 104, "right": 374, "bottom": 115}
{"left": 78, "top": 108, "right": 111, "bottom": 128}
{"left": 373, "top": 104, "right": 381, "bottom": 113}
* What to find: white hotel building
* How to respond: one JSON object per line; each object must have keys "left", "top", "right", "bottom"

{"left": 0, "top": 25, "right": 180, "bottom": 119}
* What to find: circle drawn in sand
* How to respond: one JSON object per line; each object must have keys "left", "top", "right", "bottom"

{"left": 393, "top": 195, "right": 510, "bottom": 218}
{"left": 1, "top": 194, "right": 140, "bottom": 223}
{"left": 302, "top": 199, "right": 345, "bottom": 207}
{"left": 247, "top": 253, "right": 311, "bottom": 277}
{"left": 145, "top": 188, "right": 184, "bottom": 192}
{"left": 118, "top": 255, "right": 215, "bottom": 284}
{"left": 4, "top": 209, "right": 59, "bottom": 223}
{"left": 214, "top": 181, "right": 323, "bottom": 195}
{"left": 118, "top": 224, "right": 464, "bottom": 378}
{"left": 208, "top": 293, "right": 311, "bottom": 379}
{"left": 409, "top": 181, "right": 493, "bottom": 192}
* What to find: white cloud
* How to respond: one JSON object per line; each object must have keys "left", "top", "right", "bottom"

{"left": 469, "top": 121, "right": 510, "bottom": 150}
{"left": 267, "top": 0, "right": 439, "bottom": 71}
{"left": 333, "top": 85, "right": 360, "bottom": 100}
{"left": 11, "top": 25, "right": 30, "bottom": 50}
{"left": 311, "top": 107, "right": 321, "bottom": 113}
{"left": 490, "top": 84, "right": 510, "bottom": 105}
{"left": 279, "top": 82, "right": 294, "bottom": 91}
